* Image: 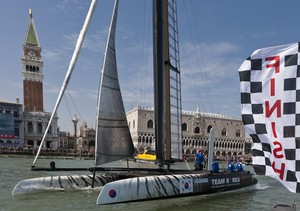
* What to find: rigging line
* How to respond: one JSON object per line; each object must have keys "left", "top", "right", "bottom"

{"left": 144, "top": 5, "right": 152, "bottom": 107}
{"left": 189, "top": 0, "right": 214, "bottom": 113}
{"left": 179, "top": 37, "right": 205, "bottom": 112}
{"left": 63, "top": 93, "right": 73, "bottom": 120}
{"left": 142, "top": 1, "right": 152, "bottom": 106}
{"left": 66, "top": 87, "right": 84, "bottom": 121}
{"left": 139, "top": 1, "right": 152, "bottom": 108}
{"left": 182, "top": 0, "right": 210, "bottom": 112}
{"left": 139, "top": 0, "right": 147, "bottom": 107}
{"left": 182, "top": 1, "right": 214, "bottom": 113}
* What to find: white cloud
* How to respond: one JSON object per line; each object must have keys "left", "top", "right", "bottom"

{"left": 245, "top": 30, "right": 276, "bottom": 39}
{"left": 62, "top": 31, "right": 105, "bottom": 52}
{"left": 177, "top": 40, "right": 243, "bottom": 115}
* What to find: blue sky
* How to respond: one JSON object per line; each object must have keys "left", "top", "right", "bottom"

{"left": 1, "top": 0, "right": 300, "bottom": 132}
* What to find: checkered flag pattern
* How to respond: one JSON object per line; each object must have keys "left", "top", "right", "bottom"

{"left": 239, "top": 42, "right": 300, "bottom": 193}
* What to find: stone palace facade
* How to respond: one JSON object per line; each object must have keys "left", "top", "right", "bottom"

{"left": 127, "top": 107, "right": 246, "bottom": 160}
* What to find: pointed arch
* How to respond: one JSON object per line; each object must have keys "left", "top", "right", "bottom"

{"left": 221, "top": 128, "right": 227, "bottom": 136}
{"left": 182, "top": 123, "right": 187, "bottom": 131}
{"left": 236, "top": 129, "right": 241, "bottom": 137}
{"left": 207, "top": 125, "right": 212, "bottom": 133}
{"left": 147, "top": 119, "right": 154, "bottom": 128}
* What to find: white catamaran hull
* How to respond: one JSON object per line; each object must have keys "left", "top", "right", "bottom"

{"left": 96, "top": 171, "right": 257, "bottom": 205}
{"left": 12, "top": 174, "right": 120, "bottom": 195}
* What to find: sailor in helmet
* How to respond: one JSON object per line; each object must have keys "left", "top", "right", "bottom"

{"left": 194, "top": 148, "right": 205, "bottom": 171}
{"left": 227, "top": 157, "right": 235, "bottom": 173}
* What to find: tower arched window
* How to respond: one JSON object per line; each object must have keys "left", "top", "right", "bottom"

{"left": 182, "top": 123, "right": 187, "bottom": 131}
{"left": 147, "top": 119, "right": 154, "bottom": 128}
{"left": 194, "top": 127, "right": 200, "bottom": 134}
{"left": 36, "top": 66, "right": 39, "bottom": 72}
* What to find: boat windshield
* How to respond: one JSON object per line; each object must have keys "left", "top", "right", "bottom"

{"left": 146, "top": 150, "right": 155, "bottom": 155}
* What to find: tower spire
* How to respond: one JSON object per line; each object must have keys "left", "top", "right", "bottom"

{"left": 24, "top": 8, "right": 40, "bottom": 46}
{"left": 29, "top": 8, "right": 32, "bottom": 19}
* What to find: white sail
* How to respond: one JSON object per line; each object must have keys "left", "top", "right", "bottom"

{"left": 95, "top": 0, "right": 134, "bottom": 166}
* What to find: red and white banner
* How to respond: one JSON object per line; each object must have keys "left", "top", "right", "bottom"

{"left": 239, "top": 42, "right": 300, "bottom": 193}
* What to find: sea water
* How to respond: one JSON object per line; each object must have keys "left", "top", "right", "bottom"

{"left": 1, "top": 155, "right": 299, "bottom": 211}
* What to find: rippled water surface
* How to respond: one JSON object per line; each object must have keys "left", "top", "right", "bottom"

{"left": 1, "top": 155, "right": 299, "bottom": 211}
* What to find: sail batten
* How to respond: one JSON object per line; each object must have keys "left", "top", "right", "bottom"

{"left": 95, "top": 0, "right": 134, "bottom": 166}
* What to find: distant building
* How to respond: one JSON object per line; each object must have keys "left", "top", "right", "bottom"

{"left": 126, "top": 106, "right": 246, "bottom": 160}
{"left": 59, "top": 131, "right": 69, "bottom": 150}
{"left": 77, "top": 122, "right": 96, "bottom": 155}
{"left": 0, "top": 99, "right": 24, "bottom": 148}
{"left": 21, "top": 10, "right": 59, "bottom": 150}
{"left": 244, "top": 137, "right": 252, "bottom": 155}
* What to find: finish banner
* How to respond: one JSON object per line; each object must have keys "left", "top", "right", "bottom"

{"left": 239, "top": 42, "right": 300, "bottom": 193}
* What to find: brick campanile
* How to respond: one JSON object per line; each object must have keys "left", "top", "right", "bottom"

{"left": 21, "top": 9, "right": 44, "bottom": 112}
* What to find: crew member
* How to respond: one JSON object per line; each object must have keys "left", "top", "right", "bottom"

{"left": 211, "top": 156, "right": 219, "bottom": 173}
{"left": 50, "top": 161, "right": 56, "bottom": 170}
{"left": 227, "top": 161, "right": 235, "bottom": 173}
{"left": 236, "top": 161, "right": 243, "bottom": 172}
{"left": 195, "top": 148, "right": 205, "bottom": 171}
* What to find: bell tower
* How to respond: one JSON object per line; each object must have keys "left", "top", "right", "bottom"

{"left": 21, "top": 9, "right": 44, "bottom": 112}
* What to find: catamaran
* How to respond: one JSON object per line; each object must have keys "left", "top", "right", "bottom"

{"left": 12, "top": 0, "right": 257, "bottom": 205}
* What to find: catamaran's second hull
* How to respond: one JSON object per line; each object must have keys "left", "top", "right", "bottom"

{"left": 12, "top": 174, "right": 120, "bottom": 196}
{"left": 96, "top": 171, "right": 257, "bottom": 205}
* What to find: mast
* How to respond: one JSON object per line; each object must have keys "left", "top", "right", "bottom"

{"left": 165, "top": 0, "right": 182, "bottom": 161}
{"left": 163, "top": 0, "right": 171, "bottom": 162}
{"left": 32, "top": 0, "right": 97, "bottom": 166}
{"left": 153, "top": 0, "right": 165, "bottom": 167}
{"left": 153, "top": 0, "right": 182, "bottom": 166}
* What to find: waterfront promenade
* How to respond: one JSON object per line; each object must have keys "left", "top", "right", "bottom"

{"left": 0, "top": 147, "right": 94, "bottom": 158}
